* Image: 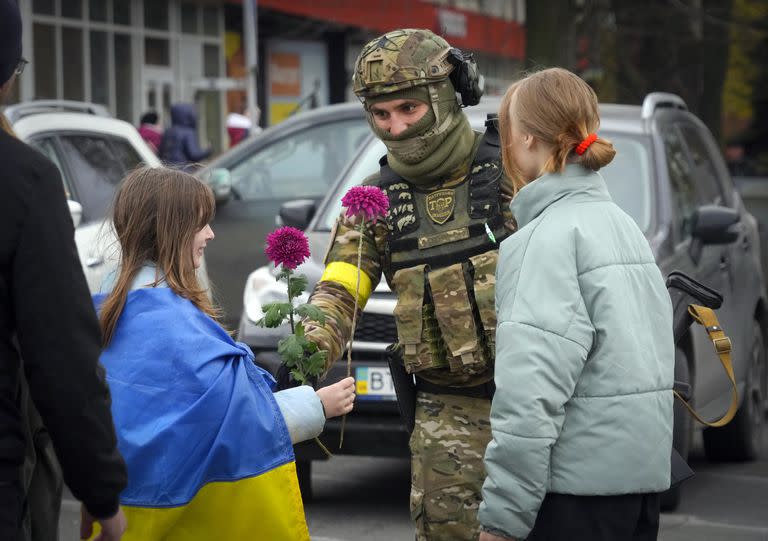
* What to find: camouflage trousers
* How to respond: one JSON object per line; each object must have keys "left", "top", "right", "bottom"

{"left": 410, "top": 391, "right": 492, "bottom": 541}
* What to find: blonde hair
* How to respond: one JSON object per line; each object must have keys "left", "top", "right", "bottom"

{"left": 100, "top": 167, "right": 219, "bottom": 346}
{"left": 499, "top": 67, "right": 616, "bottom": 194}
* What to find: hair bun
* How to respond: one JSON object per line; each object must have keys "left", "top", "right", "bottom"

{"left": 579, "top": 136, "right": 616, "bottom": 171}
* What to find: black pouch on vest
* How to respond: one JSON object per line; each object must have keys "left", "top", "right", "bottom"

{"left": 386, "top": 344, "right": 416, "bottom": 435}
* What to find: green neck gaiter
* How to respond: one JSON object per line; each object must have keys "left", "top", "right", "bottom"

{"left": 367, "top": 81, "right": 476, "bottom": 186}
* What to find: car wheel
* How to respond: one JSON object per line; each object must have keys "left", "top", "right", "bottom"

{"left": 296, "top": 459, "right": 313, "bottom": 501}
{"left": 703, "top": 320, "right": 766, "bottom": 462}
{"left": 661, "top": 348, "right": 692, "bottom": 511}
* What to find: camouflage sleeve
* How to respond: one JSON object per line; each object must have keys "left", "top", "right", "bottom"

{"left": 304, "top": 210, "right": 388, "bottom": 371}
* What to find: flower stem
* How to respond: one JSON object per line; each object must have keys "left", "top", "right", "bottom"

{"left": 340, "top": 221, "right": 364, "bottom": 449}
{"left": 286, "top": 270, "right": 295, "bottom": 334}
{"left": 314, "top": 436, "right": 333, "bottom": 458}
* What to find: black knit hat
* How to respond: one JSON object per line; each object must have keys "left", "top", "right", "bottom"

{"left": 0, "top": 0, "right": 22, "bottom": 86}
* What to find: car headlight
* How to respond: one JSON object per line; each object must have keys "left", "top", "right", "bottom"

{"left": 243, "top": 266, "right": 309, "bottom": 325}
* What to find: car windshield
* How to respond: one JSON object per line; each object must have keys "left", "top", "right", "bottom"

{"left": 227, "top": 117, "right": 370, "bottom": 201}
{"left": 318, "top": 131, "right": 653, "bottom": 233}
{"left": 58, "top": 134, "right": 145, "bottom": 223}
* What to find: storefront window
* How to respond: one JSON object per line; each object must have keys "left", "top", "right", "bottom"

{"left": 113, "top": 0, "right": 131, "bottom": 25}
{"left": 89, "top": 0, "right": 107, "bottom": 21}
{"left": 33, "top": 23, "right": 57, "bottom": 99}
{"left": 144, "top": 0, "right": 169, "bottom": 30}
{"left": 32, "top": 0, "right": 54, "bottom": 15}
{"left": 61, "top": 0, "right": 83, "bottom": 19}
{"left": 203, "top": 44, "right": 220, "bottom": 78}
{"left": 114, "top": 34, "right": 133, "bottom": 121}
{"left": 198, "top": 91, "right": 222, "bottom": 153}
{"left": 62, "top": 27, "right": 84, "bottom": 100}
{"left": 145, "top": 38, "right": 170, "bottom": 66}
{"left": 181, "top": 3, "right": 198, "bottom": 33}
{"left": 90, "top": 31, "right": 109, "bottom": 106}
{"left": 202, "top": 7, "right": 219, "bottom": 36}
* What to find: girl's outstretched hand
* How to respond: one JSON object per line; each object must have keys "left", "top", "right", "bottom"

{"left": 316, "top": 377, "right": 356, "bottom": 419}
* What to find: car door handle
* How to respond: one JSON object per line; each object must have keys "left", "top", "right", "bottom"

{"left": 86, "top": 256, "right": 104, "bottom": 268}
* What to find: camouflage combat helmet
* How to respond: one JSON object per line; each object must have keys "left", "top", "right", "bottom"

{"left": 353, "top": 29, "right": 455, "bottom": 99}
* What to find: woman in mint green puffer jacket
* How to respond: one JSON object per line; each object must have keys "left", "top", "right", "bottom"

{"left": 478, "top": 68, "right": 674, "bottom": 541}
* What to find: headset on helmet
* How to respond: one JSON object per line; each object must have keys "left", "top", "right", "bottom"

{"left": 446, "top": 48, "right": 485, "bottom": 107}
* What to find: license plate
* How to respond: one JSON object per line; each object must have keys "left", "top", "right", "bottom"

{"left": 355, "top": 366, "right": 397, "bottom": 401}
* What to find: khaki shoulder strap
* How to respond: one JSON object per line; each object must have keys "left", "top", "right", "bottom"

{"left": 674, "top": 304, "right": 739, "bottom": 428}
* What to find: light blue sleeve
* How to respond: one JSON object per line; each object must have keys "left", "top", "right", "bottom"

{"left": 273, "top": 386, "right": 326, "bottom": 444}
{"left": 479, "top": 221, "right": 593, "bottom": 539}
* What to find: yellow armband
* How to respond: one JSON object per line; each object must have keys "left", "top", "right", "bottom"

{"left": 320, "top": 261, "right": 372, "bottom": 308}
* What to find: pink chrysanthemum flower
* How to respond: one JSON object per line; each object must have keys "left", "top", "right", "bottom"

{"left": 264, "top": 226, "right": 310, "bottom": 270}
{"left": 341, "top": 185, "right": 389, "bottom": 222}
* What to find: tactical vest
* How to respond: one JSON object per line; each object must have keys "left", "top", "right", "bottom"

{"left": 377, "top": 116, "right": 511, "bottom": 384}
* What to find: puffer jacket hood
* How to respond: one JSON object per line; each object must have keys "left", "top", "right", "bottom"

{"left": 159, "top": 104, "right": 211, "bottom": 169}
{"left": 169, "top": 104, "right": 197, "bottom": 129}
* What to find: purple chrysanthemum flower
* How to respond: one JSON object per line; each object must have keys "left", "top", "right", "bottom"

{"left": 341, "top": 185, "right": 389, "bottom": 222}
{"left": 264, "top": 226, "right": 310, "bottom": 270}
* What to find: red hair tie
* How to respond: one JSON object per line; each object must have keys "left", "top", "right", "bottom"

{"left": 575, "top": 133, "right": 598, "bottom": 156}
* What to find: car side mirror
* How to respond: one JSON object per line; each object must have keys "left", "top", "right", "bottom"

{"left": 691, "top": 205, "right": 740, "bottom": 245}
{"left": 207, "top": 168, "right": 233, "bottom": 204}
{"left": 279, "top": 199, "right": 316, "bottom": 230}
{"left": 68, "top": 199, "right": 83, "bottom": 228}
{"left": 688, "top": 205, "right": 740, "bottom": 263}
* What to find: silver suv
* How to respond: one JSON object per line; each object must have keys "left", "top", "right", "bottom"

{"left": 240, "top": 94, "right": 767, "bottom": 506}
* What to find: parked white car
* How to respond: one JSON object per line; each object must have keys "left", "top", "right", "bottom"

{"left": 7, "top": 101, "right": 162, "bottom": 292}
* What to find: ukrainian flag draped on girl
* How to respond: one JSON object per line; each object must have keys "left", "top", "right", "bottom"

{"left": 92, "top": 287, "right": 310, "bottom": 540}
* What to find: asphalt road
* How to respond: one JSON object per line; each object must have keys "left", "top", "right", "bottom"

{"left": 58, "top": 430, "right": 768, "bottom": 540}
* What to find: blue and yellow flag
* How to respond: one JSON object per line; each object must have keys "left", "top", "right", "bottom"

{"left": 93, "top": 288, "right": 310, "bottom": 540}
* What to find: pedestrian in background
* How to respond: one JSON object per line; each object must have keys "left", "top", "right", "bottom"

{"left": 0, "top": 1, "right": 128, "bottom": 540}
{"left": 93, "top": 166, "right": 355, "bottom": 540}
{"left": 158, "top": 103, "right": 212, "bottom": 171}
{"left": 137, "top": 111, "right": 162, "bottom": 154}
{"left": 479, "top": 68, "right": 674, "bottom": 541}
{"left": 226, "top": 97, "right": 254, "bottom": 147}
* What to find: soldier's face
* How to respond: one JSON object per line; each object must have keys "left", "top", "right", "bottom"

{"left": 369, "top": 99, "right": 429, "bottom": 137}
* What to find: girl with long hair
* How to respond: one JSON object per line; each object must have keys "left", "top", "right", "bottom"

{"left": 478, "top": 68, "right": 674, "bottom": 541}
{"left": 93, "top": 166, "right": 354, "bottom": 540}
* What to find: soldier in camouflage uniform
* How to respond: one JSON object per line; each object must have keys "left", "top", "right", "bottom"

{"left": 303, "top": 29, "right": 515, "bottom": 541}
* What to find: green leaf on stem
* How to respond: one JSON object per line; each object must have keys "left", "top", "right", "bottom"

{"left": 260, "top": 302, "right": 291, "bottom": 328}
{"left": 288, "top": 274, "right": 308, "bottom": 298}
{"left": 306, "top": 350, "right": 327, "bottom": 376}
{"left": 277, "top": 267, "right": 292, "bottom": 282}
{"left": 277, "top": 335, "right": 304, "bottom": 364}
{"left": 294, "top": 321, "right": 305, "bottom": 338}
{"left": 290, "top": 369, "right": 307, "bottom": 385}
{"left": 295, "top": 303, "right": 326, "bottom": 326}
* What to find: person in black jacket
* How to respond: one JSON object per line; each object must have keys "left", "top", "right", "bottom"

{"left": 0, "top": 2, "right": 128, "bottom": 539}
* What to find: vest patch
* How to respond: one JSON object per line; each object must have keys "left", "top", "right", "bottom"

{"left": 425, "top": 188, "right": 455, "bottom": 224}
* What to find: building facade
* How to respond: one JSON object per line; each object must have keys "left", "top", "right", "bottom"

{"left": 12, "top": 0, "right": 526, "bottom": 152}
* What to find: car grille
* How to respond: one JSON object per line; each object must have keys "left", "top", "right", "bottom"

{"left": 353, "top": 312, "right": 397, "bottom": 344}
